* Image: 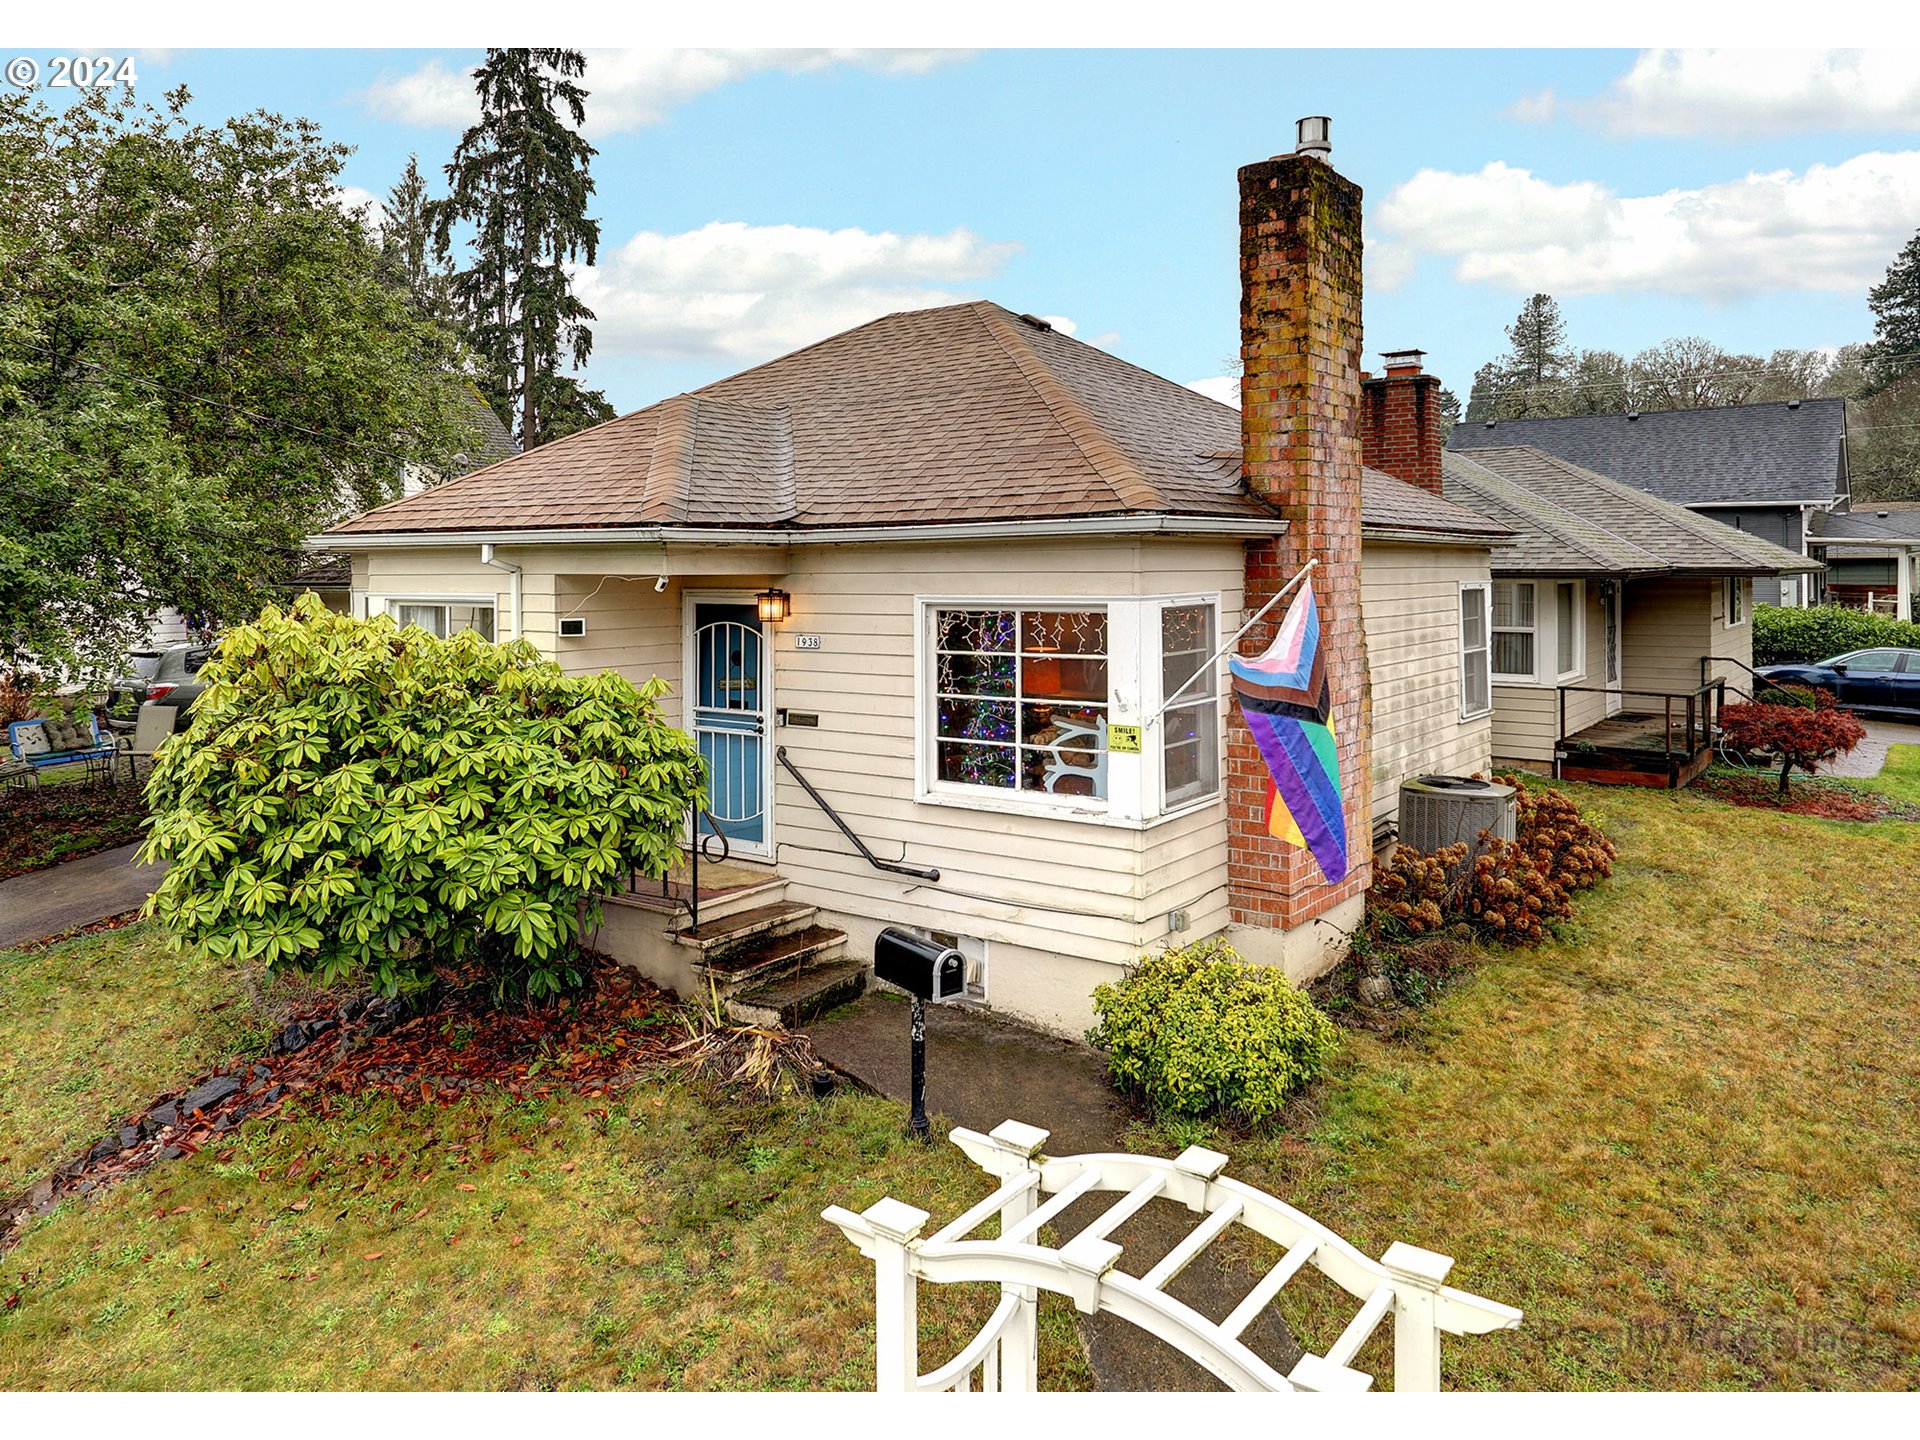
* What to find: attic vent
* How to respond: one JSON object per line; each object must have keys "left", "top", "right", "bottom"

{"left": 1016, "top": 313, "right": 1053, "bottom": 332}
{"left": 1626, "top": 411, "right": 1640, "bottom": 420}
{"left": 1787, "top": 399, "right": 1802, "bottom": 410}
{"left": 1483, "top": 420, "right": 1497, "bottom": 429}
{"left": 1878, "top": 510, "right": 1892, "bottom": 518}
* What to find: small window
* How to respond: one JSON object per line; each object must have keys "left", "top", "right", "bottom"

{"left": 1555, "top": 581, "right": 1580, "bottom": 678}
{"left": 1459, "top": 583, "right": 1492, "bottom": 718}
{"left": 1160, "top": 604, "right": 1221, "bottom": 807}
{"left": 1724, "top": 576, "right": 1747, "bottom": 627}
{"left": 391, "top": 601, "right": 495, "bottom": 641}
{"left": 933, "top": 607, "right": 1109, "bottom": 800}
{"left": 1492, "top": 581, "right": 1537, "bottom": 681}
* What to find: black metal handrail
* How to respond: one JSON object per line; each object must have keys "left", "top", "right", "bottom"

{"left": 631, "top": 805, "right": 730, "bottom": 931}
{"left": 776, "top": 746, "right": 940, "bottom": 882}
{"left": 1710, "top": 653, "right": 1804, "bottom": 705}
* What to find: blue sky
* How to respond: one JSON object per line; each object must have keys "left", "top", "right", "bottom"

{"left": 47, "top": 46, "right": 1920, "bottom": 414}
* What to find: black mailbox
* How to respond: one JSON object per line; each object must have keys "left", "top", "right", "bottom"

{"left": 874, "top": 928, "right": 965, "bottom": 1002}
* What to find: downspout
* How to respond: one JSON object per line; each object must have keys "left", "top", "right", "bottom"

{"left": 479, "top": 544, "right": 522, "bottom": 640}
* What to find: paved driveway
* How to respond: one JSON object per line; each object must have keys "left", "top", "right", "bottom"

{"left": 0, "top": 844, "right": 166, "bottom": 949}
{"left": 1818, "top": 718, "right": 1920, "bottom": 779}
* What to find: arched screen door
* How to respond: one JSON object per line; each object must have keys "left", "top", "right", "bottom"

{"left": 691, "top": 602, "right": 769, "bottom": 855}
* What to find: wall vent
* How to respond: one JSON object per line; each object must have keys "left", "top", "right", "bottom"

{"left": 558, "top": 616, "right": 587, "bottom": 638}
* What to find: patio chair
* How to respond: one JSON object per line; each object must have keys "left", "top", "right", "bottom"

{"left": 117, "top": 703, "right": 179, "bottom": 783}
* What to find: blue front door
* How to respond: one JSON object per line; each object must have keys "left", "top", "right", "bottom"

{"left": 692, "top": 603, "right": 768, "bottom": 853}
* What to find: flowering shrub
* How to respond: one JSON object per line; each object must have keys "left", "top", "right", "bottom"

{"left": 140, "top": 596, "right": 704, "bottom": 1002}
{"left": 1368, "top": 774, "right": 1615, "bottom": 948}
{"left": 1088, "top": 937, "right": 1338, "bottom": 1122}
{"left": 1719, "top": 688, "right": 1869, "bottom": 795}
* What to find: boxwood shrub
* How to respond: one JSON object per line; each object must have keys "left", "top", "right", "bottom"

{"left": 1087, "top": 938, "right": 1338, "bottom": 1122}
{"left": 1752, "top": 604, "right": 1920, "bottom": 666}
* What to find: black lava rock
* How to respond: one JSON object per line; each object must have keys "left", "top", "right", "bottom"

{"left": 180, "top": 1075, "right": 241, "bottom": 1115}
{"left": 86, "top": 1135, "right": 122, "bottom": 1162}
{"left": 143, "top": 1101, "right": 183, "bottom": 1135}
{"left": 269, "top": 1021, "right": 309, "bottom": 1056}
{"left": 261, "top": 1085, "right": 284, "bottom": 1105}
{"left": 339, "top": 995, "right": 368, "bottom": 1023}
{"left": 253, "top": 1063, "right": 271, "bottom": 1079}
{"left": 118, "top": 1125, "right": 141, "bottom": 1149}
{"left": 307, "top": 1017, "right": 337, "bottom": 1038}
{"left": 158, "top": 1145, "right": 184, "bottom": 1161}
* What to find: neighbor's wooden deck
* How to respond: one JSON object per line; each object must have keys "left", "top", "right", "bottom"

{"left": 1556, "top": 711, "right": 1714, "bottom": 789}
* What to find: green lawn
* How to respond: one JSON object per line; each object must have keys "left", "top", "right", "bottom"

{"left": 0, "top": 927, "right": 1093, "bottom": 1391}
{"left": 1141, "top": 779, "right": 1920, "bottom": 1390}
{"left": 4, "top": 779, "right": 1917, "bottom": 1390}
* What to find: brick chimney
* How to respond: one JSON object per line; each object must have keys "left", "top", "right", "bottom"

{"left": 1228, "top": 118, "right": 1374, "bottom": 938}
{"left": 1361, "top": 349, "right": 1444, "bottom": 496}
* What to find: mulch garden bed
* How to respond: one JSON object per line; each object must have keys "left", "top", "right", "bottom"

{"left": 1693, "top": 770, "right": 1920, "bottom": 822}
{"left": 1, "top": 952, "right": 686, "bottom": 1251}
{"left": 0, "top": 781, "right": 150, "bottom": 881}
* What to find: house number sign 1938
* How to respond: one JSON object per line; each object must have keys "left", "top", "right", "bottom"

{"left": 794, "top": 634, "right": 823, "bottom": 650}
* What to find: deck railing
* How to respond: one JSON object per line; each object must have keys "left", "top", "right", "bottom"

{"left": 1555, "top": 679, "right": 1727, "bottom": 773}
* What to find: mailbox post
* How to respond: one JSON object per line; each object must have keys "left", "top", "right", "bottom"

{"left": 874, "top": 929, "right": 965, "bottom": 1143}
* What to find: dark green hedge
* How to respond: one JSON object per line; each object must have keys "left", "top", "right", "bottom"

{"left": 1752, "top": 604, "right": 1920, "bottom": 666}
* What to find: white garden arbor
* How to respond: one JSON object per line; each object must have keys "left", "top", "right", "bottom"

{"left": 823, "top": 1119, "right": 1521, "bottom": 1393}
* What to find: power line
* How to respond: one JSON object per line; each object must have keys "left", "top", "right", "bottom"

{"left": 1472, "top": 347, "right": 1920, "bottom": 407}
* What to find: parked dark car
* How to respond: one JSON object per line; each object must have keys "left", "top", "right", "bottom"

{"left": 1754, "top": 647, "right": 1920, "bottom": 717}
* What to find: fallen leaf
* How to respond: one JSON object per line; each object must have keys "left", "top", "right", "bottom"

{"left": 362, "top": 1251, "right": 385, "bottom": 1261}
{"left": 559, "top": 1162, "right": 576, "bottom": 1173}
{"left": 169, "top": 1205, "right": 191, "bottom": 1215}
{"left": 457, "top": 1183, "right": 476, "bottom": 1192}
{"left": 509, "top": 1235, "right": 524, "bottom": 1247}
{"left": 290, "top": 1198, "right": 310, "bottom": 1212}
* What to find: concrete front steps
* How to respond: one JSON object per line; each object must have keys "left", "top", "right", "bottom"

{"left": 592, "top": 866, "right": 864, "bottom": 1027}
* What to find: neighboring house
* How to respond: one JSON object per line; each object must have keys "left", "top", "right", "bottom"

{"left": 319, "top": 127, "right": 1511, "bottom": 1037}
{"left": 1807, "top": 503, "right": 1920, "bottom": 621}
{"left": 1447, "top": 398, "right": 1850, "bottom": 608}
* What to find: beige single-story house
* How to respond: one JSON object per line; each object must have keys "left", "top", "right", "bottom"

{"left": 1433, "top": 445, "right": 1820, "bottom": 786}
{"left": 317, "top": 128, "right": 1525, "bottom": 1037}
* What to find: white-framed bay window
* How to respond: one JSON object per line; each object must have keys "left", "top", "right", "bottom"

{"left": 1491, "top": 578, "right": 1585, "bottom": 686}
{"left": 1459, "top": 582, "right": 1492, "bottom": 719}
{"left": 918, "top": 595, "right": 1223, "bottom": 825}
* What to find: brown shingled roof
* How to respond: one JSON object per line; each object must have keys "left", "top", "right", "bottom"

{"left": 325, "top": 301, "right": 1509, "bottom": 545}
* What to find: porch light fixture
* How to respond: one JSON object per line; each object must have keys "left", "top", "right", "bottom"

{"left": 757, "top": 587, "right": 793, "bottom": 623}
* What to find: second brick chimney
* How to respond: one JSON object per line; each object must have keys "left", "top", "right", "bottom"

{"left": 1360, "top": 349, "right": 1444, "bottom": 496}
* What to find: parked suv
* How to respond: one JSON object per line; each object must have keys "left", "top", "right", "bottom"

{"left": 142, "top": 641, "right": 218, "bottom": 713}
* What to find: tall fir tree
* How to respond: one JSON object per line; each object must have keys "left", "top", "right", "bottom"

{"left": 1501, "top": 293, "right": 1572, "bottom": 415}
{"left": 432, "top": 49, "right": 613, "bottom": 448}
{"left": 379, "top": 154, "right": 454, "bottom": 321}
{"left": 1866, "top": 228, "right": 1920, "bottom": 394}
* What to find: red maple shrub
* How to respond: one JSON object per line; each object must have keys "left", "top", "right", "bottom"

{"left": 1718, "top": 687, "right": 1868, "bottom": 795}
{"left": 1368, "top": 773, "right": 1616, "bottom": 948}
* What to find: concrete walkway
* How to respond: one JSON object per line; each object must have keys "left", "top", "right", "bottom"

{"left": 0, "top": 844, "right": 166, "bottom": 950}
{"left": 1818, "top": 718, "right": 1920, "bottom": 779}
{"left": 808, "top": 991, "right": 1302, "bottom": 1391}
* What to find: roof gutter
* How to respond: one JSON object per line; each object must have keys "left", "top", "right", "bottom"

{"left": 309, "top": 514, "right": 1292, "bottom": 551}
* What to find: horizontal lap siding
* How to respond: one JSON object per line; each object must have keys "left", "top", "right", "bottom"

{"left": 770, "top": 536, "right": 1244, "bottom": 968}
{"left": 1623, "top": 577, "right": 1726, "bottom": 697}
{"left": 1360, "top": 542, "right": 1495, "bottom": 824}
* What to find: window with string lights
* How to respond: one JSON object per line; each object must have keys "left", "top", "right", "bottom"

{"left": 921, "top": 598, "right": 1222, "bottom": 823}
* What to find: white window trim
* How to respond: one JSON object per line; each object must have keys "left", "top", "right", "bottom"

{"left": 1459, "top": 581, "right": 1493, "bottom": 720}
{"left": 368, "top": 593, "right": 500, "bottom": 638}
{"left": 1554, "top": 580, "right": 1586, "bottom": 684}
{"left": 1723, "top": 576, "right": 1748, "bottom": 629}
{"left": 913, "top": 594, "right": 1225, "bottom": 829}
{"left": 1491, "top": 578, "right": 1587, "bottom": 688}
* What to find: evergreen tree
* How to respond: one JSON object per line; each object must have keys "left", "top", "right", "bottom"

{"left": 378, "top": 154, "right": 454, "bottom": 321}
{"left": 432, "top": 49, "right": 611, "bottom": 448}
{"left": 1501, "top": 294, "right": 1572, "bottom": 415}
{"left": 1866, "top": 228, "right": 1920, "bottom": 393}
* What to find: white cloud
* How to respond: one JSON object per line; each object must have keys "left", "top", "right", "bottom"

{"left": 1184, "top": 376, "right": 1240, "bottom": 409}
{"left": 361, "top": 49, "right": 973, "bottom": 136}
{"left": 333, "top": 185, "right": 384, "bottom": 229}
{"left": 1520, "top": 49, "right": 1920, "bottom": 138}
{"left": 573, "top": 220, "right": 1023, "bottom": 361}
{"left": 1375, "top": 151, "right": 1920, "bottom": 301}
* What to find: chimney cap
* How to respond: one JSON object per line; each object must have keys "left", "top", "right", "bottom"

{"left": 1380, "top": 348, "right": 1427, "bottom": 374}
{"left": 1295, "top": 116, "right": 1331, "bottom": 158}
